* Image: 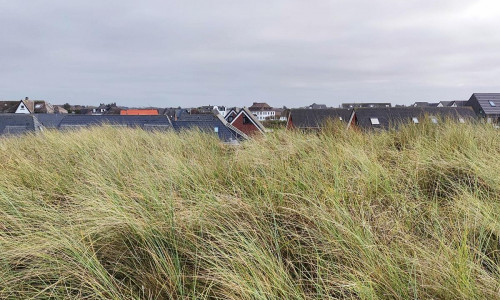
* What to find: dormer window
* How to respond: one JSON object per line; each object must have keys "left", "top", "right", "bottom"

{"left": 370, "top": 118, "right": 380, "bottom": 125}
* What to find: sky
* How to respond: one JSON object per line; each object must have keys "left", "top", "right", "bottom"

{"left": 1, "top": 0, "right": 500, "bottom": 108}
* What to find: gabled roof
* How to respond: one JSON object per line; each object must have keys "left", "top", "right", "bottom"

{"left": 173, "top": 113, "right": 247, "bottom": 142}
{"left": 34, "top": 114, "right": 66, "bottom": 128}
{"left": 0, "top": 101, "right": 22, "bottom": 113}
{"left": 224, "top": 108, "right": 239, "bottom": 120}
{"left": 468, "top": 93, "right": 500, "bottom": 116}
{"left": 231, "top": 107, "right": 267, "bottom": 133}
{"left": 287, "top": 108, "right": 353, "bottom": 129}
{"left": 354, "top": 107, "right": 477, "bottom": 129}
{"left": 0, "top": 114, "right": 37, "bottom": 135}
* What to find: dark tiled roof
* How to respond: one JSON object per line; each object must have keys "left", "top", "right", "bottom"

{"left": 58, "top": 115, "right": 172, "bottom": 129}
{"left": 468, "top": 93, "right": 500, "bottom": 116}
{"left": 288, "top": 108, "right": 353, "bottom": 128}
{"left": 452, "top": 100, "right": 468, "bottom": 107}
{"left": 0, "top": 114, "right": 36, "bottom": 135}
{"left": 354, "top": 107, "right": 477, "bottom": 129}
{"left": 249, "top": 102, "right": 272, "bottom": 111}
{"left": 34, "top": 114, "right": 66, "bottom": 128}
{"left": 0, "top": 101, "right": 21, "bottom": 113}
{"left": 173, "top": 114, "right": 244, "bottom": 142}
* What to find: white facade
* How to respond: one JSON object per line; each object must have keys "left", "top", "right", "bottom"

{"left": 214, "top": 106, "right": 227, "bottom": 117}
{"left": 15, "top": 101, "right": 31, "bottom": 114}
{"left": 251, "top": 110, "right": 275, "bottom": 121}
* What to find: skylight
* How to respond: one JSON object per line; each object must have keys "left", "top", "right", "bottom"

{"left": 459, "top": 118, "right": 465, "bottom": 123}
{"left": 430, "top": 117, "right": 438, "bottom": 124}
{"left": 370, "top": 118, "right": 380, "bottom": 125}
{"left": 412, "top": 117, "right": 419, "bottom": 124}
{"left": 489, "top": 100, "right": 496, "bottom": 107}
{"left": 339, "top": 117, "right": 343, "bottom": 121}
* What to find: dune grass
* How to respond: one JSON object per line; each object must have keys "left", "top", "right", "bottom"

{"left": 0, "top": 121, "right": 499, "bottom": 299}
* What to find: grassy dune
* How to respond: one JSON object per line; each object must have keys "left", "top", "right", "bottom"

{"left": 1, "top": 122, "right": 499, "bottom": 299}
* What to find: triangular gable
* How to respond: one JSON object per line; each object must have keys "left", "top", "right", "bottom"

{"left": 230, "top": 107, "right": 266, "bottom": 133}
{"left": 15, "top": 100, "right": 32, "bottom": 114}
{"left": 224, "top": 109, "right": 238, "bottom": 121}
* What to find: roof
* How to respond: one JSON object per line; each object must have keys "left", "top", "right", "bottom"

{"left": 120, "top": 109, "right": 159, "bottom": 115}
{"left": 0, "top": 101, "right": 21, "bottom": 113}
{"left": 0, "top": 114, "right": 37, "bottom": 135}
{"left": 342, "top": 103, "right": 391, "bottom": 108}
{"left": 34, "top": 114, "right": 66, "bottom": 128}
{"left": 173, "top": 114, "right": 246, "bottom": 142}
{"left": 30, "top": 100, "right": 54, "bottom": 113}
{"left": 468, "top": 93, "right": 500, "bottom": 116}
{"left": 288, "top": 108, "right": 353, "bottom": 129}
{"left": 354, "top": 107, "right": 477, "bottom": 129}
{"left": 57, "top": 115, "right": 172, "bottom": 129}
{"left": 248, "top": 102, "right": 272, "bottom": 111}
{"left": 413, "top": 102, "right": 439, "bottom": 107}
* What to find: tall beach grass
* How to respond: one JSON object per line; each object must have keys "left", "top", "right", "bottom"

{"left": 0, "top": 121, "right": 499, "bottom": 299}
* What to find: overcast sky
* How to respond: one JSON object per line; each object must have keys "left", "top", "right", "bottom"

{"left": 1, "top": 0, "right": 500, "bottom": 107}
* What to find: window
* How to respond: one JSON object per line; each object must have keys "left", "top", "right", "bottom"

{"left": 489, "top": 100, "right": 496, "bottom": 107}
{"left": 370, "top": 118, "right": 380, "bottom": 125}
{"left": 214, "top": 127, "right": 219, "bottom": 133}
{"left": 228, "top": 116, "right": 234, "bottom": 122}
{"left": 430, "top": 117, "right": 438, "bottom": 124}
{"left": 412, "top": 117, "right": 419, "bottom": 124}
{"left": 459, "top": 118, "right": 465, "bottom": 123}
{"left": 339, "top": 117, "right": 343, "bottom": 121}
{"left": 243, "top": 116, "right": 251, "bottom": 124}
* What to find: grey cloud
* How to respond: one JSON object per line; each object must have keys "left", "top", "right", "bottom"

{"left": 1, "top": 0, "right": 499, "bottom": 107}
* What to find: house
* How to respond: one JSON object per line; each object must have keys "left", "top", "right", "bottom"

{"left": 120, "top": 109, "right": 159, "bottom": 115}
{"left": 353, "top": 107, "right": 477, "bottom": 130}
{"left": 466, "top": 93, "right": 500, "bottom": 124}
{"left": 229, "top": 107, "right": 267, "bottom": 135}
{"left": 437, "top": 100, "right": 468, "bottom": 107}
{"left": 286, "top": 108, "right": 354, "bottom": 130}
{"left": 412, "top": 102, "right": 439, "bottom": 107}
{"left": 224, "top": 108, "right": 240, "bottom": 123}
{"left": 34, "top": 113, "right": 248, "bottom": 142}
{"left": 248, "top": 102, "right": 276, "bottom": 121}
{"left": 0, "top": 101, "right": 28, "bottom": 114}
{"left": 0, "top": 114, "right": 42, "bottom": 135}
{"left": 307, "top": 103, "right": 328, "bottom": 109}
{"left": 54, "top": 106, "right": 69, "bottom": 114}
{"left": 342, "top": 102, "right": 391, "bottom": 109}
{"left": 193, "top": 105, "right": 227, "bottom": 117}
